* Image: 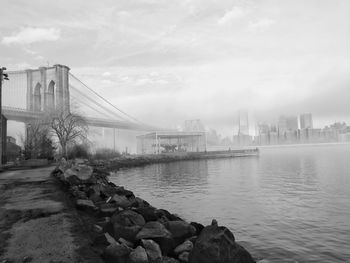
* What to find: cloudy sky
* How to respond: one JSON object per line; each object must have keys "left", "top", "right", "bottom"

{"left": 1, "top": 0, "right": 350, "bottom": 135}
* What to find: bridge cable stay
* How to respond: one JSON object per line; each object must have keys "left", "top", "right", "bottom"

{"left": 69, "top": 73, "right": 146, "bottom": 125}
{"left": 69, "top": 93, "right": 129, "bottom": 121}
{"left": 2, "top": 71, "right": 27, "bottom": 110}
{"left": 69, "top": 77, "right": 134, "bottom": 122}
{"left": 70, "top": 94, "right": 116, "bottom": 119}
{"left": 69, "top": 84, "right": 131, "bottom": 122}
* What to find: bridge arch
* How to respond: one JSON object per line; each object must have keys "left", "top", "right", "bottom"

{"left": 47, "top": 80, "right": 55, "bottom": 110}
{"left": 34, "top": 83, "right": 42, "bottom": 111}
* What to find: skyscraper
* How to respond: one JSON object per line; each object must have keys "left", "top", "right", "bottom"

{"left": 278, "top": 115, "right": 298, "bottom": 133}
{"left": 233, "top": 111, "right": 252, "bottom": 146}
{"left": 300, "top": 113, "right": 313, "bottom": 129}
{"left": 286, "top": 116, "right": 298, "bottom": 131}
{"left": 237, "top": 111, "right": 249, "bottom": 135}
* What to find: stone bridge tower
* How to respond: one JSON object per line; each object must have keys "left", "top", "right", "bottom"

{"left": 26, "top": 64, "right": 70, "bottom": 113}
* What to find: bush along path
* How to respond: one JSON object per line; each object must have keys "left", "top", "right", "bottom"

{"left": 52, "top": 159, "right": 260, "bottom": 263}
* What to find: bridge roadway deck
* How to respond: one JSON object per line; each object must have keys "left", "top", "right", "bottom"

{"left": 2, "top": 107, "right": 156, "bottom": 131}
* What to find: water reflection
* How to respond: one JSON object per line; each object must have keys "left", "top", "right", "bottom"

{"left": 111, "top": 144, "right": 350, "bottom": 262}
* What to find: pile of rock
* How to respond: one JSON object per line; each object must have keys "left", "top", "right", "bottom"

{"left": 52, "top": 160, "right": 257, "bottom": 263}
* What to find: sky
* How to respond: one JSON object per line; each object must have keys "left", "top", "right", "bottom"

{"left": 1, "top": 0, "right": 350, "bottom": 136}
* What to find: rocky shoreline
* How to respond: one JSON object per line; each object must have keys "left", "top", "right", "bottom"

{"left": 52, "top": 159, "right": 261, "bottom": 263}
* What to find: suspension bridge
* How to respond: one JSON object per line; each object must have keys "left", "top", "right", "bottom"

{"left": 2, "top": 64, "right": 157, "bottom": 130}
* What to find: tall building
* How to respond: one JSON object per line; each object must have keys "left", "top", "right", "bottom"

{"left": 278, "top": 115, "right": 298, "bottom": 133}
{"left": 300, "top": 113, "right": 313, "bottom": 129}
{"left": 278, "top": 116, "right": 287, "bottom": 134}
{"left": 232, "top": 111, "right": 252, "bottom": 146}
{"left": 237, "top": 111, "right": 249, "bottom": 135}
{"left": 286, "top": 116, "right": 298, "bottom": 131}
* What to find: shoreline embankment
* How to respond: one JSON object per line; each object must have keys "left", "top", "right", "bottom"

{"left": 50, "top": 158, "right": 264, "bottom": 263}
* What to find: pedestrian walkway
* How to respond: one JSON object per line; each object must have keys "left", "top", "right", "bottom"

{"left": 0, "top": 167, "right": 103, "bottom": 263}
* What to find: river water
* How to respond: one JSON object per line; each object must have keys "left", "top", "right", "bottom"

{"left": 110, "top": 144, "right": 350, "bottom": 262}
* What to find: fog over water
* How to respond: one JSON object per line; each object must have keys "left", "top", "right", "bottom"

{"left": 111, "top": 144, "right": 350, "bottom": 262}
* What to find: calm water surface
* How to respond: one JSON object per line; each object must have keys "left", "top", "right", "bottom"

{"left": 110, "top": 144, "right": 350, "bottom": 262}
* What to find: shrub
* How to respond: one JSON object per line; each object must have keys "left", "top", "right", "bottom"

{"left": 68, "top": 144, "right": 90, "bottom": 159}
{"left": 93, "top": 148, "right": 121, "bottom": 160}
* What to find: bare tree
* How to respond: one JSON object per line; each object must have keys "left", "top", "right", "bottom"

{"left": 22, "top": 119, "right": 54, "bottom": 159}
{"left": 50, "top": 110, "right": 88, "bottom": 158}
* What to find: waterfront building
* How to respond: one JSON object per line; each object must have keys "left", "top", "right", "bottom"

{"left": 136, "top": 131, "right": 206, "bottom": 154}
{"left": 300, "top": 113, "right": 313, "bottom": 129}
{"left": 278, "top": 116, "right": 298, "bottom": 143}
{"left": 339, "top": 133, "right": 350, "bottom": 142}
{"left": 258, "top": 123, "right": 270, "bottom": 134}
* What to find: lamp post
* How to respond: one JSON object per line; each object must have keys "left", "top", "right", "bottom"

{"left": 0, "top": 67, "right": 9, "bottom": 168}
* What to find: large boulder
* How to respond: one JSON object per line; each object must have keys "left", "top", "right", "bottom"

{"left": 114, "top": 186, "right": 135, "bottom": 198}
{"left": 75, "top": 164, "right": 94, "bottom": 181}
{"left": 165, "top": 221, "right": 196, "bottom": 239}
{"left": 128, "top": 246, "right": 149, "bottom": 263}
{"left": 63, "top": 165, "right": 94, "bottom": 184}
{"left": 141, "top": 239, "right": 162, "bottom": 263}
{"left": 63, "top": 168, "right": 81, "bottom": 185}
{"left": 190, "top": 222, "right": 204, "bottom": 236}
{"left": 178, "top": 251, "right": 189, "bottom": 262}
{"left": 112, "top": 210, "right": 146, "bottom": 242}
{"left": 134, "top": 197, "right": 151, "bottom": 208}
{"left": 93, "top": 233, "right": 115, "bottom": 255}
{"left": 112, "top": 210, "right": 146, "bottom": 226}
{"left": 188, "top": 221, "right": 255, "bottom": 263}
{"left": 173, "top": 240, "right": 193, "bottom": 255}
{"left": 136, "top": 221, "right": 171, "bottom": 240}
{"left": 134, "top": 207, "right": 159, "bottom": 222}
{"left": 112, "top": 194, "right": 137, "bottom": 208}
{"left": 155, "top": 209, "right": 182, "bottom": 221}
{"left": 99, "top": 203, "right": 120, "bottom": 216}
{"left": 104, "top": 242, "right": 132, "bottom": 263}
{"left": 136, "top": 221, "right": 174, "bottom": 255}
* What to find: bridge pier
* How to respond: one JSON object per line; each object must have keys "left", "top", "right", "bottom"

{"left": 26, "top": 64, "right": 70, "bottom": 113}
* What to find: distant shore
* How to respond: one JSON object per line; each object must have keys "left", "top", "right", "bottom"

{"left": 92, "top": 149, "right": 259, "bottom": 172}
{"left": 257, "top": 141, "right": 350, "bottom": 149}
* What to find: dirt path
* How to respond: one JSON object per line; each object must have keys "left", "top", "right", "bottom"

{"left": 0, "top": 167, "right": 104, "bottom": 263}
